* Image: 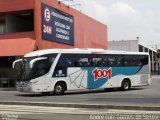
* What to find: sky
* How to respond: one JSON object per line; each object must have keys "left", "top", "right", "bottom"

{"left": 61, "top": 0, "right": 160, "bottom": 49}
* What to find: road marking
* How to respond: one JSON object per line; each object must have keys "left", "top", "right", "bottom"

{"left": 0, "top": 105, "right": 160, "bottom": 115}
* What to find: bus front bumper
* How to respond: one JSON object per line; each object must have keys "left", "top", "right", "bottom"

{"left": 16, "top": 82, "right": 32, "bottom": 92}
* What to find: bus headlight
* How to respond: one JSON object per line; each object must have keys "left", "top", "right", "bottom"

{"left": 29, "top": 81, "right": 38, "bottom": 85}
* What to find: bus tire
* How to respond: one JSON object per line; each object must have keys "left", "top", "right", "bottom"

{"left": 54, "top": 82, "right": 65, "bottom": 95}
{"left": 121, "top": 79, "right": 131, "bottom": 91}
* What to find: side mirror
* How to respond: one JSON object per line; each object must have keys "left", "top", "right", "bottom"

{"left": 13, "top": 59, "right": 23, "bottom": 69}
{"left": 29, "top": 57, "right": 47, "bottom": 69}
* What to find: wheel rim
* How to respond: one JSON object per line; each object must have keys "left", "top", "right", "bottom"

{"left": 123, "top": 82, "right": 129, "bottom": 90}
{"left": 55, "top": 85, "right": 63, "bottom": 94}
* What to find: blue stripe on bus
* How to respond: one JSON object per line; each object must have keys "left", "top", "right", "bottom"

{"left": 82, "top": 66, "right": 142, "bottom": 89}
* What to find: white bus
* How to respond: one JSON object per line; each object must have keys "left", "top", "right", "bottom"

{"left": 13, "top": 48, "right": 151, "bottom": 95}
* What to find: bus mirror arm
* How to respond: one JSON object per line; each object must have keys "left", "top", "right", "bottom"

{"left": 29, "top": 57, "right": 47, "bottom": 69}
{"left": 29, "top": 63, "right": 33, "bottom": 69}
{"left": 12, "top": 59, "right": 23, "bottom": 69}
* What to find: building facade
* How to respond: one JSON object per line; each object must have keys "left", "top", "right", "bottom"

{"left": 108, "top": 40, "right": 158, "bottom": 74}
{"left": 0, "top": 0, "right": 107, "bottom": 89}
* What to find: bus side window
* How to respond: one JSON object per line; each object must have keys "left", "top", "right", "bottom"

{"left": 141, "top": 55, "right": 148, "bottom": 65}
{"left": 108, "top": 55, "right": 122, "bottom": 67}
{"left": 124, "top": 56, "right": 128, "bottom": 66}
{"left": 108, "top": 56, "right": 114, "bottom": 66}
{"left": 75, "top": 54, "right": 91, "bottom": 67}
{"left": 53, "top": 54, "right": 74, "bottom": 77}
{"left": 131, "top": 56, "right": 142, "bottom": 66}
{"left": 136, "top": 55, "right": 148, "bottom": 66}
{"left": 124, "top": 55, "right": 136, "bottom": 66}
{"left": 92, "top": 57, "right": 102, "bottom": 67}
{"left": 92, "top": 55, "right": 107, "bottom": 67}
{"left": 124, "top": 55, "right": 146, "bottom": 66}
{"left": 93, "top": 58, "right": 102, "bottom": 67}
{"left": 116, "top": 55, "right": 122, "bottom": 66}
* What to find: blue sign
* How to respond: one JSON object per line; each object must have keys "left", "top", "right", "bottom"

{"left": 42, "top": 3, "right": 74, "bottom": 45}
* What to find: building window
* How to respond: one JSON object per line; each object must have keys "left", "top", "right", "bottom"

{"left": 0, "top": 21, "right": 5, "bottom": 34}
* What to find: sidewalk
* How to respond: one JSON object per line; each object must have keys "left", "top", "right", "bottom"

{"left": 151, "top": 75, "right": 160, "bottom": 78}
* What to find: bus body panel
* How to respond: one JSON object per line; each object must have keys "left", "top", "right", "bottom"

{"left": 15, "top": 49, "right": 151, "bottom": 94}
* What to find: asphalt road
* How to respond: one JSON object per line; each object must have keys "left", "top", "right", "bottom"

{"left": 0, "top": 77, "right": 160, "bottom": 107}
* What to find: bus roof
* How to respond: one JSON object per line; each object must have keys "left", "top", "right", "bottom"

{"left": 24, "top": 48, "right": 149, "bottom": 57}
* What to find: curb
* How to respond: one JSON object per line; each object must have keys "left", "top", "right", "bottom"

{"left": 0, "top": 101, "right": 160, "bottom": 111}
{"left": 151, "top": 75, "right": 160, "bottom": 78}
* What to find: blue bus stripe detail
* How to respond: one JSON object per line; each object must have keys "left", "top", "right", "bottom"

{"left": 82, "top": 66, "right": 142, "bottom": 89}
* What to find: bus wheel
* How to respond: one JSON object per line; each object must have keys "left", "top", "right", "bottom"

{"left": 121, "top": 79, "right": 131, "bottom": 91}
{"left": 54, "top": 83, "right": 65, "bottom": 95}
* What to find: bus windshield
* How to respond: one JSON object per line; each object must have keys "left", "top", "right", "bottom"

{"left": 17, "top": 54, "right": 57, "bottom": 82}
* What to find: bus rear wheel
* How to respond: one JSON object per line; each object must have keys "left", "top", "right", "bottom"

{"left": 54, "top": 83, "right": 65, "bottom": 95}
{"left": 121, "top": 79, "right": 131, "bottom": 91}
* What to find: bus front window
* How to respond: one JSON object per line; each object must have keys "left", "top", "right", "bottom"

{"left": 18, "top": 57, "right": 35, "bottom": 82}
{"left": 18, "top": 55, "right": 57, "bottom": 82}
